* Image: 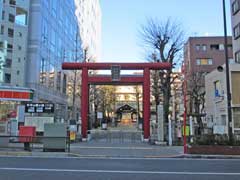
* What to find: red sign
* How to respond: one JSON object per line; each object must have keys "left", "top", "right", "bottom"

{"left": 0, "top": 89, "right": 33, "bottom": 101}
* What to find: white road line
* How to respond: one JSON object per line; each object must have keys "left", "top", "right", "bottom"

{"left": 70, "top": 146, "right": 155, "bottom": 150}
{"left": 0, "top": 168, "right": 239, "bottom": 176}
{"left": 1, "top": 156, "right": 240, "bottom": 161}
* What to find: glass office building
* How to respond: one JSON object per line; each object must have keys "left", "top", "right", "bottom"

{"left": 26, "top": 0, "right": 82, "bottom": 121}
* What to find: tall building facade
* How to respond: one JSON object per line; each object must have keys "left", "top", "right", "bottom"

{"left": 183, "top": 36, "right": 233, "bottom": 129}
{"left": 184, "top": 36, "right": 233, "bottom": 76}
{"left": 75, "top": 0, "right": 101, "bottom": 61}
{"left": 26, "top": 0, "right": 82, "bottom": 121}
{"left": 231, "top": 0, "right": 240, "bottom": 63}
{"left": 0, "top": 0, "right": 83, "bottom": 121}
{"left": 0, "top": 0, "right": 29, "bottom": 86}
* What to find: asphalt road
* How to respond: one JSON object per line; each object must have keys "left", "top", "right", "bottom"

{"left": 0, "top": 156, "right": 240, "bottom": 180}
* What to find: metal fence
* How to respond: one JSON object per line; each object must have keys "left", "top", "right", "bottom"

{"left": 0, "top": 135, "right": 70, "bottom": 152}
{"left": 87, "top": 129, "right": 143, "bottom": 143}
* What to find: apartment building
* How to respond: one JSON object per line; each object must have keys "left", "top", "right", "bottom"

{"left": 205, "top": 64, "right": 240, "bottom": 134}
{"left": 184, "top": 36, "right": 233, "bottom": 76}
{"left": 75, "top": 0, "right": 101, "bottom": 61}
{"left": 231, "top": 0, "right": 240, "bottom": 63}
{"left": 0, "top": 0, "right": 29, "bottom": 86}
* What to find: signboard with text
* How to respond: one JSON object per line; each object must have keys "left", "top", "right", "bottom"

{"left": 25, "top": 103, "right": 54, "bottom": 113}
{"left": 111, "top": 65, "right": 121, "bottom": 81}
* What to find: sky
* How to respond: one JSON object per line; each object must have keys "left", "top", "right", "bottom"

{"left": 100, "top": 0, "right": 232, "bottom": 62}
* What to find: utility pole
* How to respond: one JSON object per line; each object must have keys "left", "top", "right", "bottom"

{"left": 222, "top": 0, "right": 233, "bottom": 143}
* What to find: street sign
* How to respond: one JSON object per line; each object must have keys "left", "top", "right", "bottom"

{"left": 111, "top": 65, "right": 121, "bottom": 81}
{"left": 97, "top": 112, "right": 103, "bottom": 119}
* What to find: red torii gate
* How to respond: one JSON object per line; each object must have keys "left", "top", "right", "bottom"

{"left": 62, "top": 62, "right": 171, "bottom": 141}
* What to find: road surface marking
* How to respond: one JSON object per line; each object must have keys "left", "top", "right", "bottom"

{"left": 0, "top": 167, "right": 240, "bottom": 176}
{"left": 1, "top": 156, "right": 240, "bottom": 161}
{"left": 71, "top": 146, "right": 155, "bottom": 150}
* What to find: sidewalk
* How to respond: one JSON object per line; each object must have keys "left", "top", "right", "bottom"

{"left": 1, "top": 142, "right": 240, "bottom": 159}
{"left": 0, "top": 141, "right": 183, "bottom": 158}
{"left": 69, "top": 142, "right": 183, "bottom": 158}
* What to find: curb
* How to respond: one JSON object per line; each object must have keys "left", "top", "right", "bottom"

{"left": 0, "top": 151, "right": 32, "bottom": 156}
{"left": 183, "top": 154, "right": 240, "bottom": 159}
{"left": 1, "top": 151, "right": 240, "bottom": 159}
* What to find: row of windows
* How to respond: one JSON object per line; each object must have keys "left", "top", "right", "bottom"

{"left": 195, "top": 44, "right": 232, "bottom": 51}
{"left": 2, "top": 8, "right": 28, "bottom": 26}
{"left": 2, "top": 0, "right": 16, "bottom": 6}
{"left": 196, "top": 58, "right": 236, "bottom": 66}
{"left": 232, "top": 0, "right": 240, "bottom": 15}
{"left": 0, "top": 25, "right": 16, "bottom": 37}
{"left": 2, "top": 70, "right": 20, "bottom": 83}
{"left": 234, "top": 23, "right": 240, "bottom": 40}
{"left": 196, "top": 58, "right": 213, "bottom": 65}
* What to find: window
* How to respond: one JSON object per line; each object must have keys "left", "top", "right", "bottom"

{"left": 195, "top": 44, "right": 201, "bottom": 51}
{"left": 0, "top": 41, "right": 4, "bottom": 49}
{"left": 232, "top": 0, "right": 240, "bottom": 15}
{"left": 233, "top": 108, "right": 240, "bottom": 129}
{"left": 5, "top": 59, "right": 12, "bottom": 68}
{"left": 219, "top": 44, "right": 224, "bottom": 50}
{"left": 214, "top": 80, "right": 221, "bottom": 97}
{"left": 210, "top": 44, "right": 220, "bottom": 50}
{"left": 196, "top": 58, "right": 213, "bottom": 65}
{"left": 9, "top": 14, "right": 15, "bottom": 23}
{"left": 236, "top": 51, "right": 240, "bottom": 63}
{"left": 202, "top": 44, "right": 207, "bottom": 51}
{"left": 4, "top": 73, "right": 11, "bottom": 83}
{"left": 208, "top": 59, "right": 213, "bottom": 65}
{"left": 18, "top": 45, "right": 22, "bottom": 50}
{"left": 9, "top": 0, "right": 16, "bottom": 6}
{"left": 18, "top": 57, "right": 21, "bottom": 62}
{"left": 7, "top": 44, "right": 13, "bottom": 53}
{"left": 2, "top": 11, "right": 5, "bottom": 20}
{"left": 18, "top": 32, "right": 22, "bottom": 37}
{"left": 8, "top": 28, "right": 14, "bottom": 37}
{"left": 196, "top": 59, "right": 201, "bottom": 65}
{"left": 0, "top": 25, "right": 4, "bottom": 34}
{"left": 233, "top": 23, "right": 240, "bottom": 39}
{"left": 17, "top": 70, "right": 20, "bottom": 75}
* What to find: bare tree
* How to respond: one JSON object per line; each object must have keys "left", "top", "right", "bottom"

{"left": 134, "top": 85, "right": 142, "bottom": 120}
{"left": 92, "top": 86, "right": 116, "bottom": 122}
{"left": 140, "top": 18, "right": 185, "bottom": 123}
{"left": 188, "top": 72, "right": 206, "bottom": 135}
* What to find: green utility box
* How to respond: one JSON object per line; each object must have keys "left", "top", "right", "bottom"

{"left": 43, "top": 123, "right": 67, "bottom": 152}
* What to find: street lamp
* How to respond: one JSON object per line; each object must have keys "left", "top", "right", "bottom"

{"left": 222, "top": 0, "right": 233, "bottom": 143}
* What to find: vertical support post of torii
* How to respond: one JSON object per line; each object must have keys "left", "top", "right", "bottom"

{"left": 81, "top": 67, "right": 88, "bottom": 140}
{"left": 143, "top": 68, "right": 150, "bottom": 140}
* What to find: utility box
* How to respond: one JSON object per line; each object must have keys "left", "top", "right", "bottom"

{"left": 0, "top": 122, "right": 9, "bottom": 147}
{"left": 19, "top": 126, "right": 36, "bottom": 143}
{"left": 43, "top": 123, "right": 67, "bottom": 152}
